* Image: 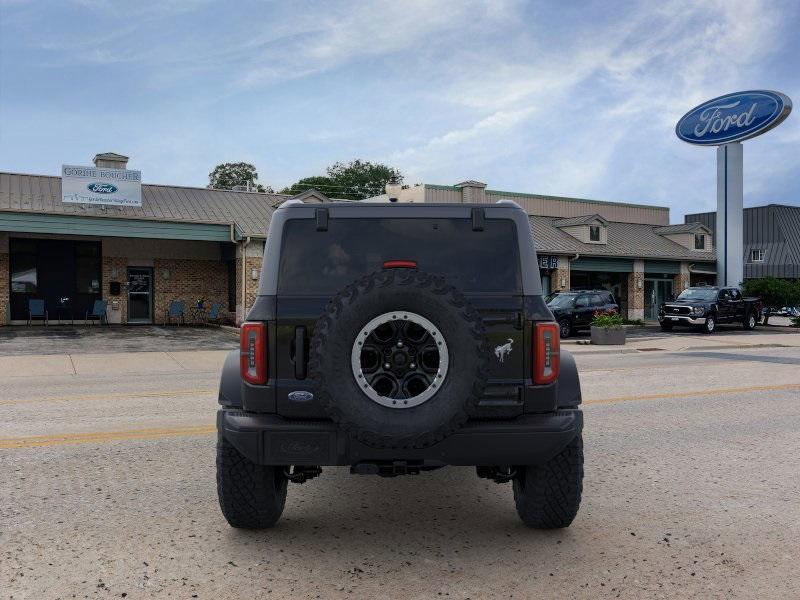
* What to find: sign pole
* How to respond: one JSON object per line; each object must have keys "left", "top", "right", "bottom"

{"left": 715, "top": 143, "right": 743, "bottom": 286}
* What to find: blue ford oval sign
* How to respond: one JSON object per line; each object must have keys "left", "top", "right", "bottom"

{"left": 676, "top": 90, "right": 791, "bottom": 146}
{"left": 87, "top": 182, "right": 118, "bottom": 194}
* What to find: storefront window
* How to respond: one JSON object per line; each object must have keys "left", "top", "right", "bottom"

{"left": 10, "top": 239, "right": 37, "bottom": 293}
{"left": 75, "top": 243, "right": 101, "bottom": 293}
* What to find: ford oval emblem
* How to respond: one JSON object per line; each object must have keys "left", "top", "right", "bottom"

{"left": 288, "top": 390, "right": 314, "bottom": 403}
{"left": 676, "top": 90, "right": 792, "bottom": 146}
{"left": 87, "top": 182, "right": 118, "bottom": 194}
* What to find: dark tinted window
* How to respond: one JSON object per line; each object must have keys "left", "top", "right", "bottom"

{"left": 278, "top": 218, "right": 521, "bottom": 294}
{"left": 575, "top": 295, "right": 589, "bottom": 308}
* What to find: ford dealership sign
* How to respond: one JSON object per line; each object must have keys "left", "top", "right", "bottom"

{"left": 62, "top": 165, "right": 142, "bottom": 207}
{"left": 87, "top": 182, "right": 118, "bottom": 194}
{"left": 676, "top": 90, "right": 792, "bottom": 145}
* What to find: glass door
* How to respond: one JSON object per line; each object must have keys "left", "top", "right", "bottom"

{"left": 127, "top": 267, "right": 153, "bottom": 324}
{"left": 644, "top": 278, "right": 673, "bottom": 320}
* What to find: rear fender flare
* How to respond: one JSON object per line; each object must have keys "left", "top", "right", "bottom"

{"left": 557, "top": 349, "right": 582, "bottom": 408}
{"left": 218, "top": 350, "right": 243, "bottom": 408}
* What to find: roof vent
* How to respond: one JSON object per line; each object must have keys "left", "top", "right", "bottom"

{"left": 93, "top": 152, "right": 129, "bottom": 170}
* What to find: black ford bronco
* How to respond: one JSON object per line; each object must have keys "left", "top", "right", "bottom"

{"left": 216, "top": 200, "right": 584, "bottom": 529}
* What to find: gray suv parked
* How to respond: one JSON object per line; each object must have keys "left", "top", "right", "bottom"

{"left": 216, "top": 200, "right": 584, "bottom": 529}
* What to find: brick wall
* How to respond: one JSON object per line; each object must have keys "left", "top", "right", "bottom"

{"left": 626, "top": 260, "right": 645, "bottom": 320}
{"left": 102, "top": 256, "right": 128, "bottom": 324}
{"left": 153, "top": 258, "right": 229, "bottom": 325}
{"left": 673, "top": 262, "right": 691, "bottom": 295}
{"left": 552, "top": 263, "right": 571, "bottom": 292}
{"left": 0, "top": 253, "right": 9, "bottom": 326}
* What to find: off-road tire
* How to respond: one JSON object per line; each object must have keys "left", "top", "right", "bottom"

{"left": 558, "top": 319, "right": 572, "bottom": 339}
{"left": 216, "top": 435, "right": 288, "bottom": 529}
{"left": 513, "top": 431, "right": 584, "bottom": 529}
{"left": 309, "top": 268, "right": 489, "bottom": 449}
{"left": 702, "top": 314, "right": 716, "bottom": 334}
{"left": 743, "top": 311, "right": 757, "bottom": 330}
{"left": 660, "top": 322, "right": 673, "bottom": 331}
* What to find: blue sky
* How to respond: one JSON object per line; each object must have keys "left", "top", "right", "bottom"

{"left": 1, "top": 0, "right": 798, "bottom": 221}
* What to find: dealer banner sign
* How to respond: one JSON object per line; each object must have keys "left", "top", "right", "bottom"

{"left": 61, "top": 165, "right": 142, "bottom": 207}
{"left": 676, "top": 90, "right": 792, "bottom": 146}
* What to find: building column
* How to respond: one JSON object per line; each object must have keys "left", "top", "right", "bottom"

{"left": 626, "top": 259, "right": 644, "bottom": 320}
{"left": 553, "top": 262, "right": 571, "bottom": 292}
{"left": 673, "top": 262, "right": 691, "bottom": 296}
{"left": 102, "top": 256, "right": 128, "bottom": 324}
{"left": 235, "top": 240, "right": 264, "bottom": 325}
{"left": 0, "top": 251, "right": 9, "bottom": 326}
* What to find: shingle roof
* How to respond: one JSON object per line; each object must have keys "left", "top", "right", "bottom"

{"left": 653, "top": 222, "right": 710, "bottom": 235}
{"left": 531, "top": 216, "right": 715, "bottom": 262}
{"left": 553, "top": 214, "right": 608, "bottom": 227}
{"left": 0, "top": 171, "right": 284, "bottom": 237}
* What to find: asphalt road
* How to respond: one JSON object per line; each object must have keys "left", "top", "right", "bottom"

{"left": 2, "top": 345, "right": 800, "bottom": 599}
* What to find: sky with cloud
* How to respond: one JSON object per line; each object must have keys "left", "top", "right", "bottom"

{"left": 1, "top": 0, "right": 798, "bottom": 221}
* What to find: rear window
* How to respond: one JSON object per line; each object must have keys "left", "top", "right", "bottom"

{"left": 278, "top": 217, "right": 521, "bottom": 294}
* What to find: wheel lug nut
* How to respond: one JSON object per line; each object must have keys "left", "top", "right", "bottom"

{"left": 397, "top": 341, "right": 403, "bottom": 347}
{"left": 410, "top": 363, "right": 416, "bottom": 369}
{"left": 384, "top": 363, "right": 391, "bottom": 369}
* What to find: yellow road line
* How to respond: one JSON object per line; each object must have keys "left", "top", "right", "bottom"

{"left": 584, "top": 382, "right": 800, "bottom": 405}
{"left": 4, "top": 383, "right": 800, "bottom": 450}
{"left": 0, "top": 425, "right": 216, "bottom": 449}
{"left": 0, "top": 388, "right": 216, "bottom": 406}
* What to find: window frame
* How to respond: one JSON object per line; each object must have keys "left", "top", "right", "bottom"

{"left": 589, "top": 225, "right": 601, "bottom": 242}
{"left": 694, "top": 233, "right": 705, "bottom": 250}
{"left": 750, "top": 248, "right": 765, "bottom": 262}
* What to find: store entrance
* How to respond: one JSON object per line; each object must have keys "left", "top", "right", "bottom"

{"left": 644, "top": 278, "right": 673, "bottom": 320}
{"left": 127, "top": 267, "right": 153, "bottom": 324}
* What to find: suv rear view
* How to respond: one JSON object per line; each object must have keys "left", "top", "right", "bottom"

{"left": 547, "top": 290, "right": 619, "bottom": 338}
{"left": 216, "top": 201, "right": 584, "bottom": 529}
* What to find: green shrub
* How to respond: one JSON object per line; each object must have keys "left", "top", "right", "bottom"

{"left": 591, "top": 309, "right": 624, "bottom": 329}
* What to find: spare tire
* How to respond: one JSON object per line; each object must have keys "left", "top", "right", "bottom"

{"left": 309, "top": 268, "right": 489, "bottom": 449}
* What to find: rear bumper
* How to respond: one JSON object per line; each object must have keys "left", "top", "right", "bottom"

{"left": 217, "top": 408, "right": 583, "bottom": 467}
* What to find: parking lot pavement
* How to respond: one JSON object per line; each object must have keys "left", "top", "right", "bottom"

{"left": 0, "top": 325, "right": 238, "bottom": 356}
{"left": 564, "top": 324, "right": 800, "bottom": 355}
{"left": 2, "top": 345, "right": 800, "bottom": 598}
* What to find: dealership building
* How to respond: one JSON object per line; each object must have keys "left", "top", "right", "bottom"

{"left": 0, "top": 154, "right": 717, "bottom": 326}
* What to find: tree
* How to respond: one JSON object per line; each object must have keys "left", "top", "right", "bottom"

{"left": 209, "top": 162, "right": 273, "bottom": 193}
{"left": 742, "top": 277, "right": 800, "bottom": 325}
{"left": 279, "top": 176, "right": 337, "bottom": 198}
{"left": 280, "top": 159, "right": 403, "bottom": 200}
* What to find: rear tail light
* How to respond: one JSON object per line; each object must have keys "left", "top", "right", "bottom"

{"left": 383, "top": 260, "right": 417, "bottom": 269}
{"left": 240, "top": 322, "right": 267, "bottom": 385}
{"left": 533, "top": 322, "right": 560, "bottom": 385}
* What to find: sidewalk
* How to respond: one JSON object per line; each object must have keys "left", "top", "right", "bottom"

{"left": 0, "top": 349, "right": 230, "bottom": 378}
{"left": 564, "top": 329, "right": 800, "bottom": 354}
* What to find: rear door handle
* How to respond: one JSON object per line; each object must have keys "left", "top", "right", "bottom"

{"left": 294, "top": 326, "right": 307, "bottom": 380}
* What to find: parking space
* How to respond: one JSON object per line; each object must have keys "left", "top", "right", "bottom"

{"left": 0, "top": 325, "right": 238, "bottom": 356}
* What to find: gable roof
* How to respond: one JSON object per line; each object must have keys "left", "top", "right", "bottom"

{"left": 531, "top": 215, "right": 714, "bottom": 262}
{"left": 654, "top": 222, "right": 710, "bottom": 235}
{"left": 0, "top": 171, "right": 285, "bottom": 238}
{"left": 554, "top": 214, "right": 608, "bottom": 227}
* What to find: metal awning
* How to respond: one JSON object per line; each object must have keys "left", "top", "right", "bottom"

{"left": 689, "top": 263, "right": 717, "bottom": 274}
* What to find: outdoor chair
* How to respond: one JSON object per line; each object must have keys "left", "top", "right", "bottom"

{"left": 27, "top": 299, "right": 48, "bottom": 326}
{"left": 85, "top": 299, "right": 108, "bottom": 325}
{"left": 205, "top": 302, "right": 223, "bottom": 327}
{"left": 165, "top": 300, "right": 186, "bottom": 326}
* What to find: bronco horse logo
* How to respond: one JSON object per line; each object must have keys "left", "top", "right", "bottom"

{"left": 494, "top": 338, "right": 513, "bottom": 363}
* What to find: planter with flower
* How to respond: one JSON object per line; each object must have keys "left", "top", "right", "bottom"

{"left": 590, "top": 309, "right": 626, "bottom": 345}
